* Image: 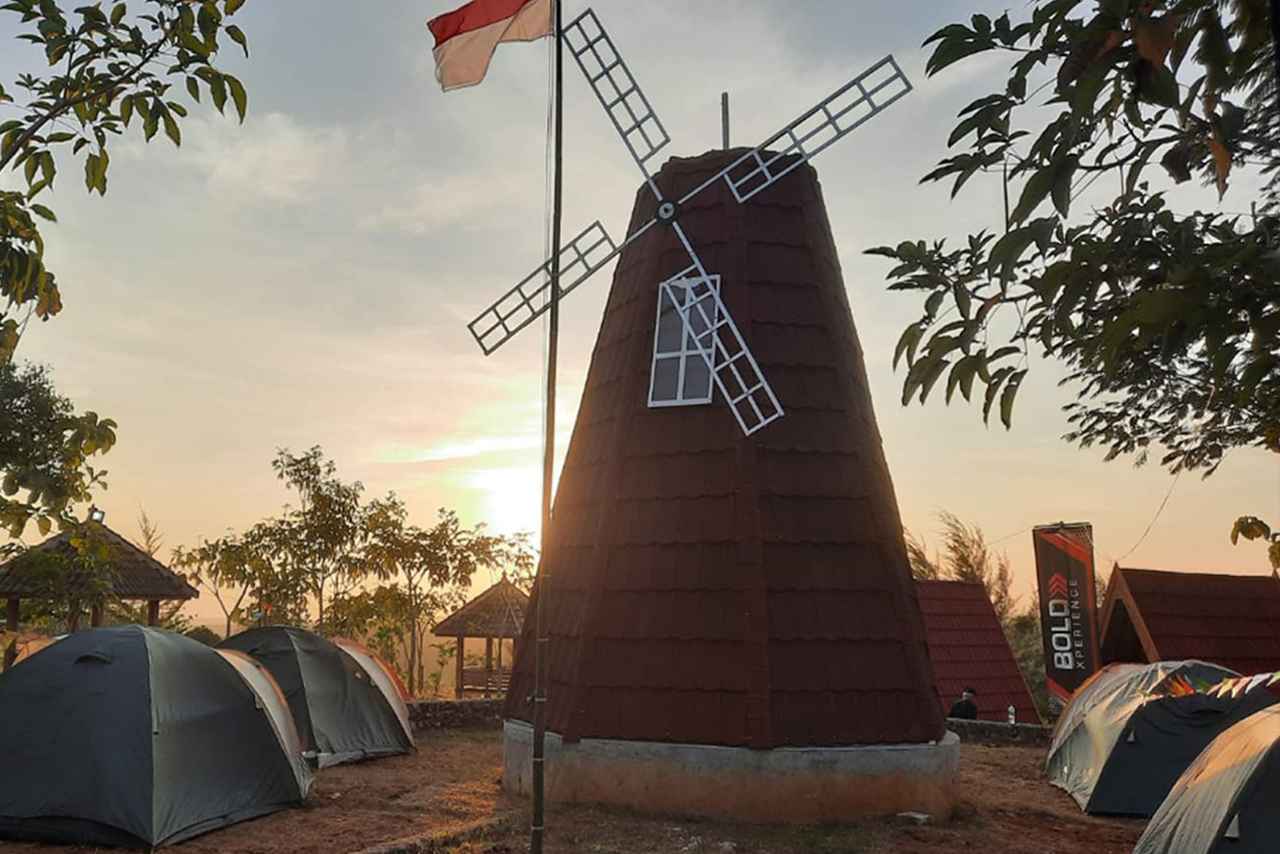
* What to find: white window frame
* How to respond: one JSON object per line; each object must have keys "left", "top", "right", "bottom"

{"left": 647, "top": 275, "right": 721, "bottom": 408}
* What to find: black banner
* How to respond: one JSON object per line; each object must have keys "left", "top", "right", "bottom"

{"left": 1033, "top": 523, "right": 1101, "bottom": 712}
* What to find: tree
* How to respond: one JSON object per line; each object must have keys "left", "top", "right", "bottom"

{"left": 1, "top": 0, "right": 252, "bottom": 364}
{"left": 135, "top": 508, "right": 162, "bottom": 556}
{"left": 172, "top": 526, "right": 299, "bottom": 637}
{"left": 1231, "top": 514, "right": 1280, "bottom": 568}
{"left": 20, "top": 522, "right": 115, "bottom": 633}
{"left": 183, "top": 624, "right": 220, "bottom": 645}
{"left": 870, "top": 0, "right": 1279, "bottom": 478}
{"left": 907, "top": 511, "right": 1017, "bottom": 622}
{"left": 106, "top": 507, "right": 191, "bottom": 628}
{"left": 905, "top": 529, "right": 943, "bottom": 579}
{"left": 271, "top": 447, "right": 367, "bottom": 632}
{"left": 1005, "top": 600, "right": 1050, "bottom": 719}
{"left": 0, "top": 360, "right": 115, "bottom": 540}
{"left": 363, "top": 503, "right": 534, "bottom": 695}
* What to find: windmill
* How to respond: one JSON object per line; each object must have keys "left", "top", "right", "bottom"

{"left": 467, "top": 8, "right": 912, "bottom": 436}
{"left": 456, "top": 5, "right": 922, "bottom": 845}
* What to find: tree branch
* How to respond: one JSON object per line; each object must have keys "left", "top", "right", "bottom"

{"left": 0, "top": 21, "right": 172, "bottom": 174}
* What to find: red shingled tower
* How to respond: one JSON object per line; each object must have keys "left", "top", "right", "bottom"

{"left": 505, "top": 149, "right": 945, "bottom": 748}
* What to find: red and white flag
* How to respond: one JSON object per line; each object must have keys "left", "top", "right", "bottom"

{"left": 428, "top": 0, "right": 553, "bottom": 92}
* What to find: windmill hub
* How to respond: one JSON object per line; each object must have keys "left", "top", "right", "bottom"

{"left": 655, "top": 200, "right": 679, "bottom": 225}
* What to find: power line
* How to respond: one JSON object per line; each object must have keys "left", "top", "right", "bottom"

{"left": 989, "top": 525, "right": 1034, "bottom": 547}
{"left": 1116, "top": 472, "right": 1182, "bottom": 563}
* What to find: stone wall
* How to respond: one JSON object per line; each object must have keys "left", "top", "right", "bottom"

{"left": 408, "top": 698, "right": 504, "bottom": 732}
{"left": 946, "top": 717, "right": 1051, "bottom": 747}
{"left": 404, "top": 701, "right": 1052, "bottom": 747}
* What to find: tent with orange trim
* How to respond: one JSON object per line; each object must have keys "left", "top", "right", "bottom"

{"left": 1047, "top": 660, "right": 1275, "bottom": 817}
{"left": 220, "top": 627, "right": 413, "bottom": 768}
{"left": 1137, "top": 702, "right": 1280, "bottom": 853}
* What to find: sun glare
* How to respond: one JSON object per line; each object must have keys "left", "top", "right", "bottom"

{"left": 465, "top": 465, "right": 542, "bottom": 539}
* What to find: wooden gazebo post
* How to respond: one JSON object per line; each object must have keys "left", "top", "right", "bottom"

{"left": 484, "top": 638, "right": 494, "bottom": 698}
{"left": 455, "top": 634, "right": 465, "bottom": 700}
{"left": 4, "top": 597, "right": 19, "bottom": 670}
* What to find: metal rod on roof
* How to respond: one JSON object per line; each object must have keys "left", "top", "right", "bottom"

{"left": 721, "top": 92, "right": 730, "bottom": 149}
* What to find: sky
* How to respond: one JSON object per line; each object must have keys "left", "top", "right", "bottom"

{"left": 3, "top": 1, "right": 1277, "bottom": 628}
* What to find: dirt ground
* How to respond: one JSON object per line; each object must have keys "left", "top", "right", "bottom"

{"left": 0, "top": 729, "right": 1145, "bottom": 854}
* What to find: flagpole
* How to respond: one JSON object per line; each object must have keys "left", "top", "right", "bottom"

{"left": 531, "top": 0, "right": 563, "bottom": 851}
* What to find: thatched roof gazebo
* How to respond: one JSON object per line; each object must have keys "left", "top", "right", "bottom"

{"left": 1, "top": 520, "right": 198, "bottom": 664}
{"left": 433, "top": 575, "right": 528, "bottom": 699}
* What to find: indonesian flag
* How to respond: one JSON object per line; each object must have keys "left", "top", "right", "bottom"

{"left": 428, "top": 0, "right": 553, "bottom": 92}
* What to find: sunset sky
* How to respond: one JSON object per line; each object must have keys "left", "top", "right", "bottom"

{"left": 4, "top": 0, "right": 1276, "bottom": 628}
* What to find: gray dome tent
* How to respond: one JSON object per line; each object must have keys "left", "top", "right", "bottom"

{"left": 1046, "top": 660, "right": 1273, "bottom": 816}
{"left": 1136, "top": 702, "right": 1280, "bottom": 854}
{"left": 0, "top": 626, "right": 312, "bottom": 847}
{"left": 219, "top": 626, "right": 414, "bottom": 767}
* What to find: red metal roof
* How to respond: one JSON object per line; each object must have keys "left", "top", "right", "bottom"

{"left": 1100, "top": 567, "right": 1280, "bottom": 676}
{"left": 503, "top": 149, "right": 944, "bottom": 748}
{"left": 915, "top": 580, "right": 1040, "bottom": 725}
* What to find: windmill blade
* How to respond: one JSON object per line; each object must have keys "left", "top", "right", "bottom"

{"left": 563, "top": 9, "right": 671, "bottom": 189}
{"left": 468, "top": 221, "right": 618, "bottom": 355}
{"left": 664, "top": 222, "right": 784, "bottom": 436}
{"left": 468, "top": 217, "right": 660, "bottom": 355}
{"left": 677, "top": 55, "right": 912, "bottom": 206}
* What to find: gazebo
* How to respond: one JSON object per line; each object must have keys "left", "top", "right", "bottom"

{"left": 1, "top": 520, "right": 198, "bottom": 665}
{"left": 433, "top": 575, "right": 528, "bottom": 699}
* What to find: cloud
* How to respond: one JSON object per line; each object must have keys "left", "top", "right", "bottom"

{"left": 378, "top": 433, "right": 542, "bottom": 464}
{"left": 189, "top": 112, "right": 348, "bottom": 204}
{"left": 358, "top": 167, "right": 545, "bottom": 236}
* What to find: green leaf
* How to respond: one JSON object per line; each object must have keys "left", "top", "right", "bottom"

{"left": 226, "top": 74, "right": 247, "bottom": 122}
{"left": 893, "top": 324, "right": 924, "bottom": 370}
{"left": 143, "top": 100, "right": 160, "bottom": 141}
{"left": 226, "top": 0, "right": 246, "bottom": 13}
{"left": 84, "top": 153, "right": 99, "bottom": 191}
{"left": 925, "top": 30, "right": 995, "bottom": 77}
{"left": 1010, "top": 165, "right": 1055, "bottom": 224}
{"left": 1136, "top": 61, "right": 1180, "bottom": 109}
{"left": 120, "top": 95, "right": 134, "bottom": 127}
{"left": 162, "top": 107, "right": 181, "bottom": 146}
{"left": 946, "top": 355, "right": 979, "bottom": 403}
{"left": 987, "top": 226, "right": 1038, "bottom": 283}
{"left": 925, "top": 290, "right": 946, "bottom": 318}
{"left": 1231, "top": 516, "right": 1272, "bottom": 545}
{"left": 999, "top": 369, "right": 1027, "bottom": 429}
{"left": 1050, "top": 156, "right": 1078, "bottom": 218}
{"left": 209, "top": 74, "right": 228, "bottom": 114}
{"left": 981, "top": 367, "right": 1014, "bottom": 425}
{"left": 186, "top": 76, "right": 201, "bottom": 103}
{"left": 918, "top": 357, "right": 949, "bottom": 402}
{"left": 1160, "top": 143, "right": 1193, "bottom": 183}
{"left": 952, "top": 283, "right": 972, "bottom": 319}
{"left": 226, "top": 23, "right": 248, "bottom": 57}
{"left": 30, "top": 203, "right": 56, "bottom": 222}
{"left": 110, "top": 2, "right": 126, "bottom": 26}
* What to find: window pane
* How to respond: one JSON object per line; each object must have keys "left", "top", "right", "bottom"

{"left": 656, "top": 290, "right": 683, "bottom": 353}
{"left": 651, "top": 356, "right": 680, "bottom": 401}
{"left": 683, "top": 353, "right": 712, "bottom": 400}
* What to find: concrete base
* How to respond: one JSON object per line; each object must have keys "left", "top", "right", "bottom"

{"left": 502, "top": 720, "right": 959, "bottom": 823}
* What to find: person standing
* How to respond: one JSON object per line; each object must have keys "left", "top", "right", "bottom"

{"left": 949, "top": 686, "right": 979, "bottom": 720}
